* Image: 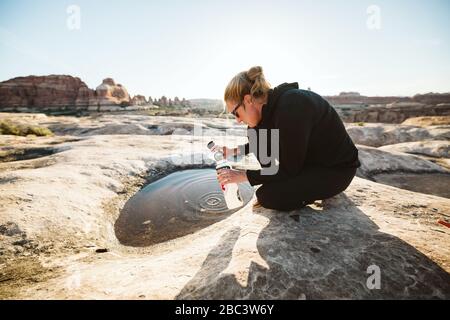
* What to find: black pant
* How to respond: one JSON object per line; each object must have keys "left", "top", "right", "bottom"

{"left": 255, "top": 166, "right": 357, "bottom": 211}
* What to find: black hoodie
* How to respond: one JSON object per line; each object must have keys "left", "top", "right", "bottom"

{"left": 243, "top": 82, "right": 360, "bottom": 186}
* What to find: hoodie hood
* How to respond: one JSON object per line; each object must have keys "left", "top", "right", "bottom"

{"left": 258, "top": 82, "right": 299, "bottom": 128}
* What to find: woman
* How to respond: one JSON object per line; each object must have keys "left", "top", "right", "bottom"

{"left": 216, "top": 66, "right": 361, "bottom": 211}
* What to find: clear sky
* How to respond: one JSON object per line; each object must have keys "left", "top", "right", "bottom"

{"left": 0, "top": 0, "right": 449, "bottom": 99}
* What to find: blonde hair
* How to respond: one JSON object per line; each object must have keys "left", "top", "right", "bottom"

{"left": 224, "top": 66, "right": 271, "bottom": 104}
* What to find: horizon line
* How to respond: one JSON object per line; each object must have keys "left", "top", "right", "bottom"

{"left": 1, "top": 73, "right": 449, "bottom": 100}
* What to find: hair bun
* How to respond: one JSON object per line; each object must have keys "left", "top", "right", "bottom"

{"left": 246, "top": 66, "right": 263, "bottom": 82}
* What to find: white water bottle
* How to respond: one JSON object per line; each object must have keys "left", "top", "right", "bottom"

{"left": 207, "top": 141, "right": 243, "bottom": 209}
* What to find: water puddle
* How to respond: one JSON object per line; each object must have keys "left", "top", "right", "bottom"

{"left": 114, "top": 169, "right": 254, "bottom": 247}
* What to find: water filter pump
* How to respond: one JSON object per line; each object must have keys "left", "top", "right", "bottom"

{"left": 207, "top": 141, "right": 243, "bottom": 209}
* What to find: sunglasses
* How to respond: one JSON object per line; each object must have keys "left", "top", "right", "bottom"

{"left": 230, "top": 102, "right": 243, "bottom": 117}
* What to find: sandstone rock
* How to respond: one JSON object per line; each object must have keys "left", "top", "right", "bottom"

{"left": 339, "top": 104, "right": 450, "bottom": 123}
{"left": 402, "top": 116, "right": 450, "bottom": 126}
{"left": 0, "top": 75, "right": 92, "bottom": 111}
{"left": 372, "top": 172, "right": 450, "bottom": 199}
{"left": 379, "top": 141, "right": 450, "bottom": 158}
{"left": 87, "top": 123, "right": 151, "bottom": 135}
{"left": 357, "top": 145, "right": 448, "bottom": 178}
{"left": 1, "top": 117, "right": 449, "bottom": 299}
{"left": 75, "top": 86, "right": 96, "bottom": 109}
{"left": 87, "top": 105, "right": 99, "bottom": 112}
{"left": 386, "top": 102, "right": 427, "bottom": 109}
{"left": 101, "top": 78, "right": 116, "bottom": 86}
{"left": 326, "top": 95, "right": 401, "bottom": 105}
{"left": 0, "top": 75, "right": 140, "bottom": 112}
{"left": 331, "top": 92, "right": 450, "bottom": 124}
{"left": 412, "top": 92, "right": 450, "bottom": 105}
{"left": 98, "top": 106, "right": 124, "bottom": 112}
{"left": 131, "top": 95, "right": 148, "bottom": 106}
{"left": 95, "top": 78, "right": 131, "bottom": 106}
{"left": 325, "top": 92, "right": 450, "bottom": 106}
{"left": 347, "top": 123, "right": 450, "bottom": 147}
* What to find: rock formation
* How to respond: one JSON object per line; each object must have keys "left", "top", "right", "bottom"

{"left": 94, "top": 78, "right": 130, "bottom": 107}
{"left": 0, "top": 75, "right": 153, "bottom": 113}
{"left": 378, "top": 141, "right": 449, "bottom": 159}
{"left": 412, "top": 92, "right": 450, "bottom": 105}
{"left": 146, "top": 96, "right": 190, "bottom": 108}
{"left": 325, "top": 92, "right": 450, "bottom": 106}
{"left": 402, "top": 116, "right": 450, "bottom": 126}
{"left": 131, "top": 95, "right": 148, "bottom": 106}
{"left": 326, "top": 92, "right": 450, "bottom": 123}
{"left": 346, "top": 123, "right": 450, "bottom": 147}
{"left": 338, "top": 103, "right": 450, "bottom": 123}
{"left": 0, "top": 75, "right": 94, "bottom": 112}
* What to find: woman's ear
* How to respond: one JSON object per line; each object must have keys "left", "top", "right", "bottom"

{"left": 243, "top": 94, "right": 253, "bottom": 105}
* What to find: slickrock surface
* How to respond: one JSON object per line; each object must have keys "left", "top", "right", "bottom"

{"left": 1, "top": 113, "right": 449, "bottom": 299}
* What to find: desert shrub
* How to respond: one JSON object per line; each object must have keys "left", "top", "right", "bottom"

{"left": 0, "top": 120, "right": 53, "bottom": 136}
{"left": 0, "top": 121, "right": 22, "bottom": 135}
{"left": 26, "top": 126, "right": 53, "bottom": 136}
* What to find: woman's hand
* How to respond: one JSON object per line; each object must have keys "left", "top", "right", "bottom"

{"left": 217, "top": 169, "right": 248, "bottom": 185}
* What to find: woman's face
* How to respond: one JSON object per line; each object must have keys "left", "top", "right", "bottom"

{"left": 226, "top": 95, "right": 262, "bottom": 128}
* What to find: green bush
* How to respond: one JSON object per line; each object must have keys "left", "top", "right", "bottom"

{"left": 357, "top": 122, "right": 365, "bottom": 126}
{"left": 0, "top": 120, "right": 53, "bottom": 136}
